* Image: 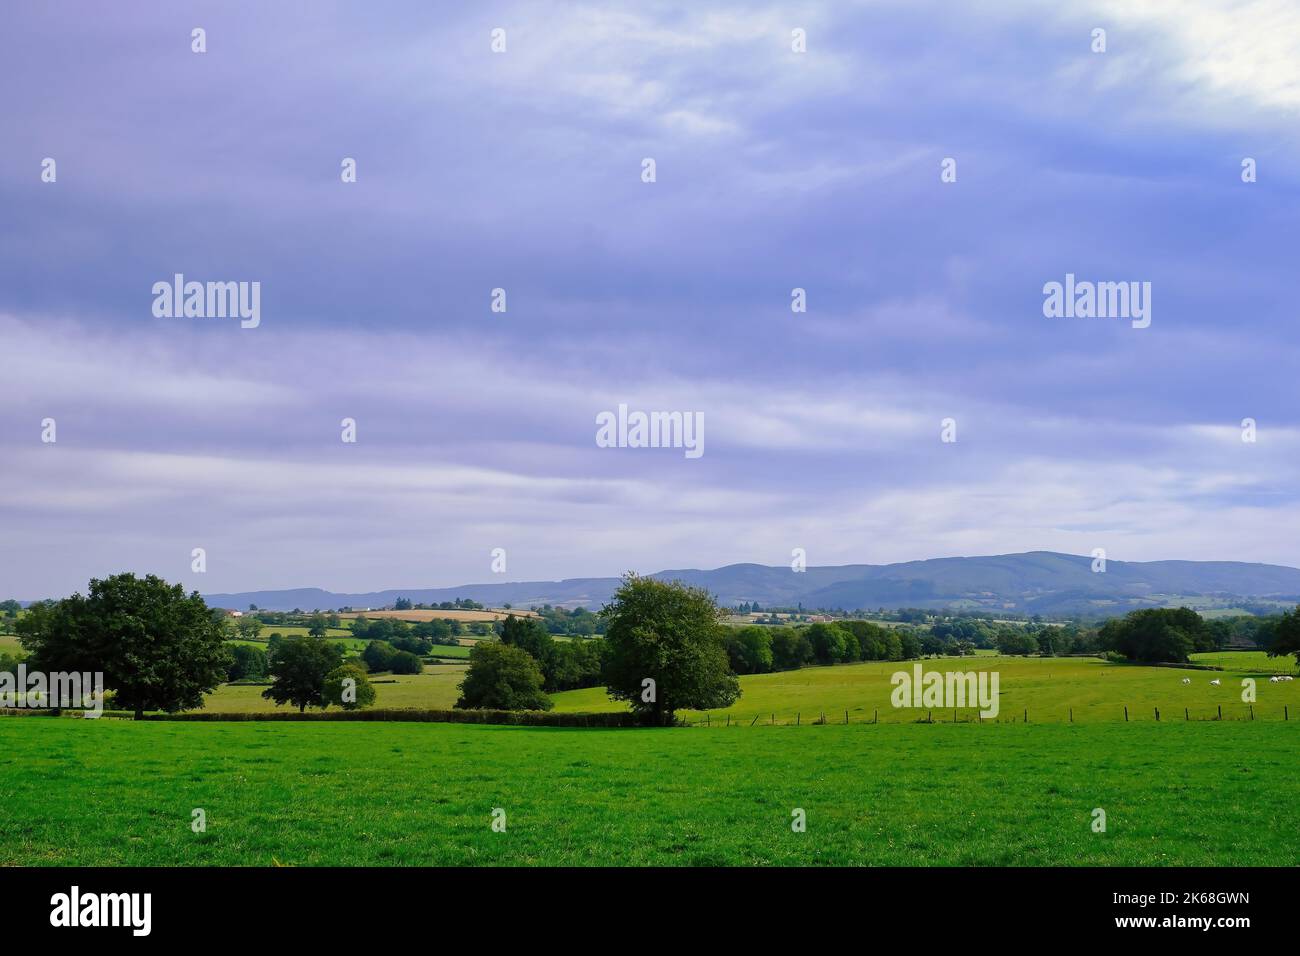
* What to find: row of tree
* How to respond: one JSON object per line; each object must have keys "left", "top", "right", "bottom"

{"left": 1097, "top": 605, "right": 1300, "bottom": 664}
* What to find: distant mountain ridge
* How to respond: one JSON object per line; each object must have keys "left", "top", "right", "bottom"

{"left": 202, "top": 551, "right": 1300, "bottom": 617}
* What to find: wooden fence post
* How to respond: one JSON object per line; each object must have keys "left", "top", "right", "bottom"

{"left": 1218, "top": 705, "right": 1222, "bottom": 720}
{"left": 1154, "top": 707, "right": 1159, "bottom": 721}
{"left": 1184, "top": 708, "right": 1188, "bottom": 721}
{"left": 1124, "top": 706, "right": 1128, "bottom": 722}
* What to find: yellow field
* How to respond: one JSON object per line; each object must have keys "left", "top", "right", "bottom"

{"left": 338, "top": 608, "right": 533, "bottom": 623}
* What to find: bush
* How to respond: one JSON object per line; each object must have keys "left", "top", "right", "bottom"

{"left": 388, "top": 650, "right": 423, "bottom": 675}
{"left": 323, "top": 664, "right": 376, "bottom": 710}
{"left": 362, "top": 640, "right": 396, "bottom": 673}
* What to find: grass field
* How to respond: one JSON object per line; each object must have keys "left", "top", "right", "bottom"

{"left": 427, "top": 643, "right": 472, "bottom": 659}
{"left": 201, "top": 665, "right": 469, "bottom": 712}
{"left": 1, "top": 719, "right": 1294, "bottom": 866}
{"left": 176, "top": 652, "right": 1300, "bottom": 719}
{"left": 549, "top": 653, "right": 1300, "bottom": 723}
{"left": 238, "top": 626, "right": 356, "bottom": 639}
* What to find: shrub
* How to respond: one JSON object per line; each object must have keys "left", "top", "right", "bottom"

{"left": 456, "top": 642, "right": 552, "bottom": 711}
{"left": 323, "top": 664, "right": 376, "bottom": 710}
{"left": 388, "top": 650, "right": 423, "bottom": 675}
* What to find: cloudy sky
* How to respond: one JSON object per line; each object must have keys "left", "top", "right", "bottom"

{"left": 2, "top": 0, "right": 1298, "bottom": 598}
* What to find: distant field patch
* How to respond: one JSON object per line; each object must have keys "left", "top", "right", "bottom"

{"left": 340, "top": 608, "right": 531, "bottom": 623}
{"left": 198, "top": 665, "right": 468, "bottom": 713}
{"left": 427, "top": 644, "right": 472, "bottom": 659}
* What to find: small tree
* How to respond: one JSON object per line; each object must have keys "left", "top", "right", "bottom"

{"left": 601, "top": 574, "right": 739, "bottom": 726}
{"left": 262, "top": 635, "right": 342, "bottom": 712}
{"left": 323, "top": 664, "right": 376, "bottom": 710}
{"left": 227, "top": 644, "right": 268, "bottom": 681}
{"left": 235, "top": 616, "right": 263, "bottom": 642}
{"left": 456, "top": 643, "right": 552, "bottom": 711}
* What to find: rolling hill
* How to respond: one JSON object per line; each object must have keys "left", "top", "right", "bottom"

{"left": 202, "top": 551, "right": 1300, "bottom": 617}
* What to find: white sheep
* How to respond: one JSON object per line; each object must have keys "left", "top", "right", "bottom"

{"left": 1181, "top": 678, "right": 1191, "bottom": 684}
{"left": 1270, "top": 676, "right": 1281, "bottom": 683}
{"left": 1209, "top": 679, "right": 1221, "bottom": 686}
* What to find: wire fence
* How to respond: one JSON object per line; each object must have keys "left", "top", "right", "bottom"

{"left": 681, "top": 703, "right": 1296, "bottom": 726}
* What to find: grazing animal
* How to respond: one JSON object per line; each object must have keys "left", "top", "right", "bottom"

{"left": 1181, "top": 678, "right": 1191, "bottom": 684}
{"left": 1209, "top": 679, "right": 1221, "bottom": 686}
{"left": 1270, "top": 676, "right": 1281, "bottom": 683}
{"left": 1281, "top": 675, "right": 1294, "bottom": 682}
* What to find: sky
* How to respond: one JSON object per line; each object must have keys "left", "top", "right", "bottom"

{"left": 2, "top": 0, "right": 1298, "bottom": 598}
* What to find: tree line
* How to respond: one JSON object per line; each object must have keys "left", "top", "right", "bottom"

{"left": 9, "top": 574, "right": 1299, "bottom": 721}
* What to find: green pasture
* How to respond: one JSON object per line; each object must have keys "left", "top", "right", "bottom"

{"left": 549, "top": 653, "right": 1300, "bottom": 724}
{"left": 199, "top": 665, "right": 469, "bottom": 712}
{"left": 0, "top": 719, "right": 1294, "bottom": 866}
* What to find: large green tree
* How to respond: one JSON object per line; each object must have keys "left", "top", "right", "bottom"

{"left": 724, "top": 626, "right": 773, "bottom": 674}
{"left": 1098, "top": 607, "right": 1211, "bottom": 663}
{"left": 805, "top": 622, "right": 849, "bottom": 664}
{"left": 1267, "top": 606, "right": 1300, "bottom": 666}
{"left": 455, "top": 642, "right": 552, "bottom": 711}
{"left": 17, "top": 573, "right": 229, "bottom": 719}
{"left": 262, "top": 635, "right": 343, "bottom": 712}
{"left": 600, "top": 574, "right": 740, "bottom": 725}
{"left": 500, "top": 614, "right": 564, "bottom": 689}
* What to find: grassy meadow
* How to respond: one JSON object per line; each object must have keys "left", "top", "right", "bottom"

{"left": 547, "top": 652, "right": 1300, "bottom": 724}
{"left": 176, "top": 650, "right": 1300, "bottom": 720}
{"left": 1, "top": 718, "right": 1295, "bottom": 866}
{"left": 205, "top": 664, "right": 469, "bottom": 712}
